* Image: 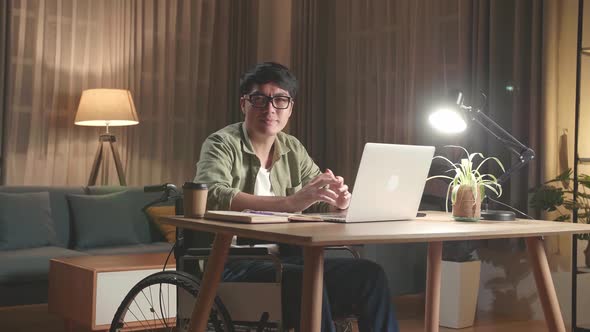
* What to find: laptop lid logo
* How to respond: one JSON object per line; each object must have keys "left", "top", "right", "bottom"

{"left": 386, "top": 173, "right": 400, "bottom": 192}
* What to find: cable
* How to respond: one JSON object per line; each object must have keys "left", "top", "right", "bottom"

{"left": 487, "top": 196, "right": 535, "bottom": 220}
{"left": 162, "top": 241, "right": 176, "bottom": 272}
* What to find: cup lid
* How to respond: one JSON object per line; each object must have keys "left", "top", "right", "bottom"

{"left": 183, "top": 182, "right": 208, "bottom": 190}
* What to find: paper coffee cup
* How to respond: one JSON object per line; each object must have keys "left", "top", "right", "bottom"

{"left": 183, "top": 182, "right": 208, "bottom": 218}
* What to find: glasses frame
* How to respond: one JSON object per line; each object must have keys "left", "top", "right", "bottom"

{"left": 245, "top": 93, "right": 293, "bottom": 110}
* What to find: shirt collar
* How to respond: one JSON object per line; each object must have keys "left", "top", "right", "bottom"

{"left": 240, "top": 122, "right": 291, "bottom": 159}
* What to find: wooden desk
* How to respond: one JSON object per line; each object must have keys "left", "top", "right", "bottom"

{"left": 161, "top": 211, "right": 590, "bottom": 332}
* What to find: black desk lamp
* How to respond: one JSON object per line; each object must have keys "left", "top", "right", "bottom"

{"left": 428, "top": 91, "right": 535, "bottom": 221}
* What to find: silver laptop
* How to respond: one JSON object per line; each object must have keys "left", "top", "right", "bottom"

{"left": 317, "top": 143, "right": 435, "bottom": 223}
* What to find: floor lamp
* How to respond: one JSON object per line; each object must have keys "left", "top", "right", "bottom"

{"left": 75, "top": 89, "right": 139, "bottom": 186}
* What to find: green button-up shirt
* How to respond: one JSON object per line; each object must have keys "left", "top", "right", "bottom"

{"left": 194, "top": 122, "right": 328, "bottom": 212}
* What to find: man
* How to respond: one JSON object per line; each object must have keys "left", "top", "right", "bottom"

{"left": 195, "top": 62, "right": 398, "bottom": 331}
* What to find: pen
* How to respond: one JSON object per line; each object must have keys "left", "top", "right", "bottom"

{"left": 242, "top": 209, "right": 277, "bottom": 216}
{"left": 243, "top": 209, "right": 294, "bottom": 216}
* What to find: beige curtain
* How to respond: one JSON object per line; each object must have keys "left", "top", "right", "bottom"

{"left": 291, "top": 0, "right": 542, "bottom": 205}
{"left": 291, "top": 0, "right": 467, "bottom": 189}
{"left": 0, "top": 0, "right": 9, "bottom": 183}
{"left": 290, "top": 0, "right": 327, "bottom": 165}
{"left": 3, "top": 0, "right": 256, "bottom": 186}
{"left": 455, "top": 0, "right": 543, "bottom": 213}
{"left": 541, "top": 1, "right": 586, "bottom": 261}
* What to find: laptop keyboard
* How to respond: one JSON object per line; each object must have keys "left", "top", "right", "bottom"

{"left": 317, "top": 214, "right": 347, "bottom": 222}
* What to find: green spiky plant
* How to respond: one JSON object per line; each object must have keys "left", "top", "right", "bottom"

{"left": 529, "top": 168, "right": 590, "bottom": 241}
{"left": 428, "top": 145, "right": 505, "bottom": 213}
{"left": 427, "top": 146, "right": 506, "bottom": 261}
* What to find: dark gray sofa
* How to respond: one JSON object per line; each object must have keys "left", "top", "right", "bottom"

{"left": 0, "top": 186, "right": 173, "bottom": 306}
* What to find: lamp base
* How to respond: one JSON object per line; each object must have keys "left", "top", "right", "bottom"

{"left": 481, "top": 209, "right": 516, "bottom": 221}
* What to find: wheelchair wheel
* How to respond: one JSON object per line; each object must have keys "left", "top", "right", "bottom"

{"left": 110, "top": 271, "right": 234, "bottom": 332}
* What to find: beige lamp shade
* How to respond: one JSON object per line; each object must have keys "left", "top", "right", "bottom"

{"left": 75, "top": 89, "right": 139, "bottom": 127}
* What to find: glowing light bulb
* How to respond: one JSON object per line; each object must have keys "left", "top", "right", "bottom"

{"left": 429, "top": 108, "right": 467, "bottom": 134}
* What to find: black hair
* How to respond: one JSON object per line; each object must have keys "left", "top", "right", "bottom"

{"left": 239, "top": 62, "right": 298, "bottom": 98}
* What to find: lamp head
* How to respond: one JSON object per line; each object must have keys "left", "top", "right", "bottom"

{"left": 75, "top": 89, "right": 139, "bottom": 128}
{"left": 429, "top": 90, "right": 467, "bottom": 134}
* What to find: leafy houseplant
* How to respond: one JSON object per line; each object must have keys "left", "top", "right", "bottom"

{"left": 529, "top": 169, "right": 590, "bottom": 266}
{"left": 428, "top": 146, "right": 505, "bottom": 222}
{"left": 427, "top": 146, "right": 505, "bottom": 328}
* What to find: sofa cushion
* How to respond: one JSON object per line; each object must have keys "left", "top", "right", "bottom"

{"left": 0, "top": 246, "right": 89, "bottom": 283}
{"left": 0, "top": 186, "right": 86, "bottom": 247}
{"left": 0, "top": 192, "right": 59, "bottom": 250}
{"left": 80, "top": 242, "right": 173, "bottom": 255}
{"left": 67, "top": 191, "right": 142, "bottom": 249}
{"left": 146, "top": 205, "right": 177, "bottom": 243}
{"left": 86, "top": 186, "right": 164, "bottom": 243}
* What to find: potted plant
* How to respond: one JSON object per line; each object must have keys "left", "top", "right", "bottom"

{"left": 428, "top": 146, "right": 505, "bottom": 222}
{"left": 427, "top": 146, "right": 505, "bottom": 328}
{"left": 529, "top": 169, "right": 590, "bottom": 267}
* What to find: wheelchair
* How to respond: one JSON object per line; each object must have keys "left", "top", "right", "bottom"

{"left": 109, "top": 184, "right": 359, "bottom": 332}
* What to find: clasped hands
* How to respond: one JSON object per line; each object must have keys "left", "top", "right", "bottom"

{"left": 289, "top": 169, "right": 351, "bottom": 212}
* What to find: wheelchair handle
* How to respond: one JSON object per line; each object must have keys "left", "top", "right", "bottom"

{"left": 144, "top": 183, "right": 179, "bottom": 193}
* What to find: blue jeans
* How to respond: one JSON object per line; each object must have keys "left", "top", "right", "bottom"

{"left": 223, "top": 256, "right": 399, "bottom": 332}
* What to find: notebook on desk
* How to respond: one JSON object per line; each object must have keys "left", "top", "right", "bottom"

{"left": 204, "top": 210, "right": 324, "bottom": 223}
{"left": 314, "top": 143, "right": 435, "bottom": 223}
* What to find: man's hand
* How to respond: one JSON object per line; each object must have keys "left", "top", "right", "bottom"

{"left": 288, "top": 169, "right": 351, "bottom": 212}
{"left": 325, "top": 169, "right": 351, "bottom": 210}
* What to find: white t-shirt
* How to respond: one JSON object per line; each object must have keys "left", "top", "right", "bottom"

{"left": 254, "top": 167, "right": 275, "bottom": 196}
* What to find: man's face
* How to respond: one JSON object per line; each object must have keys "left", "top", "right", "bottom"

{"left": 240, "top": 83, "right": 293, "bottom": 138}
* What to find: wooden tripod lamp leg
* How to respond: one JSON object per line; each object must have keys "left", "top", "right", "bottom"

{"left": 108, "top": 139, "right": 127, "bottom": 186}
{"left": 87, "top": 140, "right": 104, "bottom": 186}
{"left": 88, "top": 133, "right": 127, "bottom": 186}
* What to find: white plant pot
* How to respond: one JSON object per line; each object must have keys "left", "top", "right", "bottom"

{"left": 439, "top": 260, "right": 481, "bottom": 329}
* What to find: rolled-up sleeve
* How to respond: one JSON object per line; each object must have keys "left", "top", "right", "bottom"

{"left": 194, "top": 135, "right": 241, "bottom": 211}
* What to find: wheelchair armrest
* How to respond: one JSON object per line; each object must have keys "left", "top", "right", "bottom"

{"left": 183, "top": 246, "right": 283, "bottom": 282}
{"left": 186, "top": 247, "right": 272, "bottom": 257}
{"left": 325, "top": 246, "right": 361, "bottom": 259}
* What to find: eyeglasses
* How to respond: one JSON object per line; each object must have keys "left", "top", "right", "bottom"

{"left": 246, "top": 94, "right": 292, "bottom": 110}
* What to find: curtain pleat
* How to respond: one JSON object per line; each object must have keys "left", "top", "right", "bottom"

{"left": 225, "top": 0, "right": 258, "bottom": 125}
{"left": 290, "top": 0, "right": 327, "bottom": 167}
{"left": 0, "top": 0, "right": 10, "bottom": 183}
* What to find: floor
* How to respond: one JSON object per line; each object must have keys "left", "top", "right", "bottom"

{"left": 0, "top": 295, "right": 552, "bottom": 332}
{"left": 394, "top": 295, "right": 550, "bottom": 332}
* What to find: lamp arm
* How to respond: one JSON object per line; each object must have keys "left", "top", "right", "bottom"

{"left": 472, "top": 118, "right": 524, "bottom": 156}
{"left": 465, "top": 107, "right": 536, "bottom": 186}
{"left": 468, "top": 108, "right": 530, "bottom": 152}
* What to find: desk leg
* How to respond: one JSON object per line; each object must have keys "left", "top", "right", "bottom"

{"left": 425, "top": 241, "right": 442, "bottom": 332}
{"left": 187, "top": 232, "right": 233, "bottom": 332}
{"left": 300, "top": 246, "right": 325, "bottom": 332}
{"left": 525, "top": 237, "right": 566, "bottom": 332}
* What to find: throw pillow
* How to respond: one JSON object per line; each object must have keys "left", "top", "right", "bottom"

{"left": 0, "top": 192, "right": 58, "bottom": 250}
{"left": 67, "top": 191, "right": 141, "bottom": 249}
{"left": 86, "top": 187, "right": 161, "bottom": 243}
{"left": 145, "top": 205, "right": 177, "bottom": 243}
